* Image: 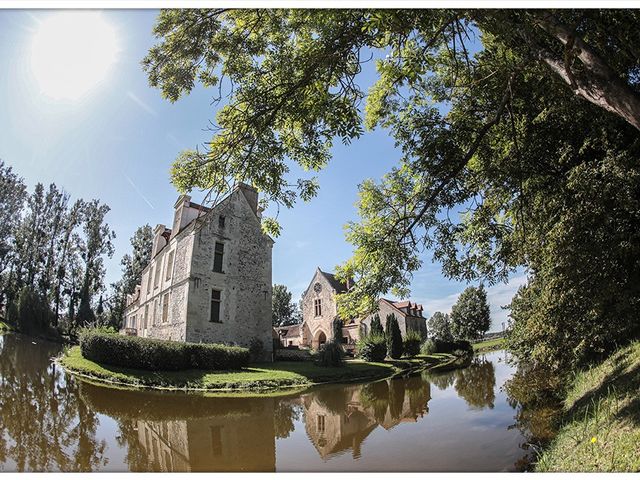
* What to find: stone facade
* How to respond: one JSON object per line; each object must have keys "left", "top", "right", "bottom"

{"left": 360, "top": 299, "right": 428, "bottom": 338}
{"left": 295, "top": 268, "right": 427, "bottom": 351}
{"left": 123, "top": 183, "right": 274, "bottom": 361}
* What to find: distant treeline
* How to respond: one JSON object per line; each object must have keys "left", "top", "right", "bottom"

{"left": 0, "top": 160, "right": 151, "bottom": 339}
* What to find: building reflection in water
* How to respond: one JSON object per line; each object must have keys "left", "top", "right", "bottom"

{"left": 301, "top": 376, "right": 432, "bottom": 460}
{"left": 80, "top": 382, "right": 278, "bottom": 472}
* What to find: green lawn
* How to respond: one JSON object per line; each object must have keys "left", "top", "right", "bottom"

{"left": 472, "top": 336, "right": 506, "bottom": 353}
{"left": 536, "top": 340, "right": 640, "bottom": 472}
{"left": 59, "top": 346, "right": 445, "bottom": 393}
{"left": 0, "top": 321, "right": 14, "bottom": 332}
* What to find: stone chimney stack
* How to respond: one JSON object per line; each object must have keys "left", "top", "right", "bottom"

{"left": 236, "top": 182, "right": 259, "bottom": 216}
{"left": 152, "top": 224, "right": 167, "bottom": 258}
{"left": 172, "top": 194, "right": 192, "bottom": 236}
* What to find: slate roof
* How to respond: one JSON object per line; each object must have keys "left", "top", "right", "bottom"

{"left": 319, "top": 269, "right": 350, "bottom": 293}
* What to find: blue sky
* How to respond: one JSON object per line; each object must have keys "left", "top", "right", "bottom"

{"left": 0, "top": 9, "right": 525, "bottom": 331}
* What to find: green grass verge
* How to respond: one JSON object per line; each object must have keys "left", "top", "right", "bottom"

{"left": 472, "top": 336, "right": 506, "bottom": 354}
{"left": 0, "top": 321, "right": 15, "bottom": 332}
{"left": 59, "top": 346, "right": 450, "bottom": 394}
{"left": 536, "top": 340, "right": 640, "bottom": 472}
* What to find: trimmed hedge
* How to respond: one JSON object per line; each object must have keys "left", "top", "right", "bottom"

{"left": 79, "top": 329, "right": 249, "bottom": 371}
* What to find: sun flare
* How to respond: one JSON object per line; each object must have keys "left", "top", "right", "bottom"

{"left": 30, "top": 11, "right": 119, "bottom": 101}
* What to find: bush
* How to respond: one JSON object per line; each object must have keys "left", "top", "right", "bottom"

{"left": 356, "top": 334, "right": 387, "bottom": 362}
{"left": 5, "top": 301, "right": 18, "bottom": 326}
{"left": 249, "top": 337, "right": 265, "bottom": 362}
{"left": 421, "top": 338, "right": 437, "bottom": 355}
{"left": 403, "top": 330, "right": 422, "bottom": 357}
{"left": 275, "top": 348, "right": 313, "bottom": 361}
{"left": 317, "top": 341, "right": 344, "bottom": 367}
{"left": 385, "top": 314, "right": 403, "bottom": 359}
{"left": 79, "top": 329, "right": 249, "bottom": 371}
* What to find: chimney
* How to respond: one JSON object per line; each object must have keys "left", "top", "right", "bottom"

{"left": 236, "top": 182, "right": 259, "bottom": 216}
{"left": 172, "top": 195, "right": 192, "bottom": 236}
{"left": 152, "top": 224, "right": 167, "bottom": 257}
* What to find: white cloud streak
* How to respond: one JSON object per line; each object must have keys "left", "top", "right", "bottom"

{"left": 123, "top": 173, "right": 155, "bottom": 210}
{"left": 127, "top": 91, "right": 156, "bottom": 116}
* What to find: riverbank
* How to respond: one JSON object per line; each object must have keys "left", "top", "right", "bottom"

{"left": 59, "top": 346, "right": 460, "bottom": 394}
{"left": 472, "top": 336, "right": 506, "bottom": 354}
{"left": 535, "top": 340, "right": 640, "bottom": 472}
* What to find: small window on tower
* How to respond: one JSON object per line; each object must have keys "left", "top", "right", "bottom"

{"left": 213, "top": 242, "right": 224, "bottom": 273}
{"left": 218, "top": 215, "right": 225, "bottom": 229}
{"left": 210, "top": 289, "right": 222, "bottom": 323}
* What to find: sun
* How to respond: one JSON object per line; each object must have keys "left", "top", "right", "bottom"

{"left": 30, "top": 11, "right": 119, "bottom": 101}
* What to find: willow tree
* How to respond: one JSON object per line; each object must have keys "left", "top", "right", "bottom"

{"left": 143, "top": 9, "right": 640, "bottom": 369}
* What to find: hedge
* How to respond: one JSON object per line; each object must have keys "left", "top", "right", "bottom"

{"left": 79, "top": 329, "right": 249, "bottom": 371}
{"left": 356, "top": 333, "right": 387, "bottom": 362}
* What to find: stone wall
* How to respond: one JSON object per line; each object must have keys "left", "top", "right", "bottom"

{"left": 360, "top": 300, "right": 427, "bottom": 339}
{"left": 184, "top": 186, "right": 274, "bottom": 361}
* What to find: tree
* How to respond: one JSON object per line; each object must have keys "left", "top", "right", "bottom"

{"left": 428, "top": 311, "right": 453, "bottom": 342}
{"left": 108, "top": 225, "right": 153, "bottom": 329}
{"left": 450, "top": 285, "right": 491, "bottom": 341}
{"left": 143, "top": 10, "right": 640, "bottom": 370}
{"left": 332, "top": 316, "right": 343, "bottom": 342}
{"left": 370, "top": 313, "right": 384, "bottom": 336}
{"left": 272, "top": 284, "right": 300, "bottom": 326}
{"left": 0, "top": 160, "right": 26, "bottom": 307}
{"left": 76, "top": 200, "right": 115, "bottom": 329}
{"left": 385, "top": 313, "right": 403, "bottom": 359}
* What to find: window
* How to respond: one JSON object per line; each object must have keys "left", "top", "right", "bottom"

{"left": 210, "top": 426, "right": 222, "bottom": 456}
{"left": 165, "top": 251, "right": 175, "bottom": 281}
{"left": 317, "top": 415, "right": 325, "bottom": 433}
{"left": 342, "top": 337, "right": 349, "bottom": 344}
{"left": 144, "top": 305, "right": 149, "bottom": 329}
{"left": 213, "top": 242, "right": 224, "bottom": 273}
{"left": 154, "top": 260, "right": 161, "bottom": 288}
{"left": 154, "top": 299, "right": 159, "bottom": 325}
{"left": 210, "top": 289, "right": 222, "bottom": 323}
{"left": 146, "top": 270, "right": 152, "bottom": 294}
{"left": 162, "top": 293, "right": 170, "bottom": 323}
{"left": 218, "top": 215, "right": 225, "bottom": 229}
{"left": 314, "top": 299, "right": 322, "bottom": 317}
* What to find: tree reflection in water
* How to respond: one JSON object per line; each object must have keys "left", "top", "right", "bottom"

{"left": 0, "top": 335, "right": 106, "bottom": 472}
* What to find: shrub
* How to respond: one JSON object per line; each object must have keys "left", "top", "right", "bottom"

{"left": 249, "top": 337, "right": 265, "bottom": 362}
{"left": 79, "top": 329, "right": 249, "bottom": 371}
{"left": 385, "top": 314, "right": 403, "bottom": 359}
{"left": 421, "top": 338, "right": 474, "bottom": 355}
{"left": 275, "top": 348, "right": 313, "bottom": 361}
{"left": 421, "top": 339, "right": 437, "bottom": 355}
{"left": 403, "top": 330, "right": 422, "bottom": 357}
{"left": 370, "top": 314, "right": 384, "bottom": 336}
{"left": 317, "top": 341, "right": 344, "bottom": 367}
{"left": 356, "top": 334, "right": 387, "bottom": 362}
{"left": 5, "top": 301, "right": 18, "bottom": 326}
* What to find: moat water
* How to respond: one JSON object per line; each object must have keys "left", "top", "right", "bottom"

{"left": 0, "top": 333, "right": 543, "bottom": 472}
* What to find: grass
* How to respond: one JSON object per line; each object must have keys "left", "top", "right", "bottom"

{"left": 59, "top": 346, "right": 451, "bottom": 394}
{"left": 0, "top": 321, "right": 15, "bottom": 332}
{"left": 535, "top": 340, "right": 640, "bottom": 472}
{"left": 472, "top": 336, "right": 506, "bottom": 354}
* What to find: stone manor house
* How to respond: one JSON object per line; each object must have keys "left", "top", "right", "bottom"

{"left": 277, "top": 268, "right": 428, "bottom": 351}
{"left": 123, "top": 183, "right": 274, "bottom": 361}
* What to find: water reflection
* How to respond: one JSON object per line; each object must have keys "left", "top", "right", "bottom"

{"left": 301, "top": 376, "right": 431, "bottom": 460}
{"left": 0, "top": 334, "right": 545, "bottom": 472}
{"left": 0, "top": 334, "right": 107, "bottom": 472}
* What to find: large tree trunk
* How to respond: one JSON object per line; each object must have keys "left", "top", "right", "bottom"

{"left": 534, "top": 11, "right": 640, "bottom": 132}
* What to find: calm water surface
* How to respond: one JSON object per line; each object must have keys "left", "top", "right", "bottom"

{"left": 0, "top": 333, "right": 536, "bottom": 472}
